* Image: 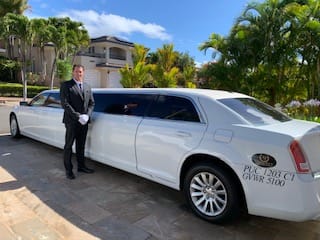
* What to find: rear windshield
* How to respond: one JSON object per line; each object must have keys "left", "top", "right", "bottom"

{"left": 218, "top": 98, "right": 291, "bottom": 125}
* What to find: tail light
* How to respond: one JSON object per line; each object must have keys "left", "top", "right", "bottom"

{"left": 289, "top": 140, "right": 310, "bottom": 173}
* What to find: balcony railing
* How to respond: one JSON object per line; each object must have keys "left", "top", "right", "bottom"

{"left": 77, "top": 51, "right": 126, "bottom": 61}
{"left": 109, "top": 54, "right": 126, "bottom": 61}
{"left": 76, "top": 52, "right": 105, "bottom": 58}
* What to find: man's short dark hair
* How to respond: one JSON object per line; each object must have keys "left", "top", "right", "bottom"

{"left": 73, "top": 64, "right": 85, "bottom": 71}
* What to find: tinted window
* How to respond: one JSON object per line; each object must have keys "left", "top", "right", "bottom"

{"left": 44, "top": 93, "right": 61, "bottom": 108}
{"left": 93, "top": 93, "right": 155, "bottom": 116}
{"left": 147, "top": 95, "right": 200, "bottom": 122}
{"left": 29, "top": 92, "right": 49, "bottom": 106}
{"left": 218, "top": 98, "right": 291, "bottom": 125}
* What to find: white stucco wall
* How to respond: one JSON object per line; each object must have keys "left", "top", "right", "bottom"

{"left": 107, "top": 71, "right": 123, "bottom": 88}
{"left": 85, "top": 69, "right": 101, "bottom": 88}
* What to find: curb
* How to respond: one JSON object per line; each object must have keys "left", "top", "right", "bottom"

{"left": 0, "top": 97, "right": 29, "bottom": 106}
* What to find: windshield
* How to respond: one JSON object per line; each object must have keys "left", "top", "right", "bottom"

{"left": 218, "top": 98, "right": 291, "bottom": 125}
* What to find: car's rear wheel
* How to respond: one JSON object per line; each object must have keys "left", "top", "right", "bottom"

{"left": 183, "top": 164, "right": 240, "bottom": 223}
{"left": 10, "top": 114, "right": 21, "bottom": 138}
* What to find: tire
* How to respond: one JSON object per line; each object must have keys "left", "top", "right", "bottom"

{"left": 183, "top": 164, "right": 240, "bottom": 223}
{"left": 10, "top": 114, "right": 21, "bottom": 138}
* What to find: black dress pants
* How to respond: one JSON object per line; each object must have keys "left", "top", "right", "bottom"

{"left": 63, "top": 122, "right": 88, "bottom": 173}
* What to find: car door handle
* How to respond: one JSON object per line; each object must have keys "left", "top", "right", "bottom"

{"left": 175, "top": 131, "right": 192, "bottom": 138}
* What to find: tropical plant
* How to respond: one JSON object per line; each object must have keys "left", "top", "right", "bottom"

{"left": 150, "top": 44, "right": 179, "bottom": 88}
{"left": 285, "top": 0, "right": 320, "bottom": 99}
{"left": 46, "top": 17, "right": 89, "bottom": 89}
{"left": 0, "top": 0, "right": 29, "bottom": 17}
{"left": 30, "top": 18, "right": 51, "bottom": 82}
{"left": 2, "top": 13, "right": 31, "bottom": 99}
{"left": 120, "top": 62, "right": 152, "bottom": 88}
{"left": 199, "top": 0, "right": 320, "bottom": 106}
{"left": 57, "top": 59, "right": 72, "bottom": 80}
{"left": 120, "top": 44, "right": 153, "bottom": 88}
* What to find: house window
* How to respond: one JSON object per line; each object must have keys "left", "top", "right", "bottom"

{"left": 89, "top": 46, "right": 95, "bottom": 53}
{"left": 109, "top": 47, "right": 126, "bottom": 60}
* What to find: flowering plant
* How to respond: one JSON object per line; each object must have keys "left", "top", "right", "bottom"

{"left": 282, "top": 99, "right": 320, "bottom": 123}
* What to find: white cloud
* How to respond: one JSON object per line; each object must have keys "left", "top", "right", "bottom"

{"left": 195, "top": 61, "right": 209, "bottom": 68}
{"left": 58, "top": 9, "right": 172, "bottom": 41}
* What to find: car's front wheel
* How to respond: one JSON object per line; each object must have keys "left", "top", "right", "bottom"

{"left": 183, "top": 164, "right": 240, "bottom": 223}
{"left": 10, "top": 114, "right": 21, "bottom": 138}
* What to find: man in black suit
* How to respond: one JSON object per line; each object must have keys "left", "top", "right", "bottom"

{"left": 60, "top": 64, "right": 95, "bottom": 179}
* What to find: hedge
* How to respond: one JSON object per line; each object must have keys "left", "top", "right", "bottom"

{"left": 0, "top": 82, "right": 51, "bottom": 98}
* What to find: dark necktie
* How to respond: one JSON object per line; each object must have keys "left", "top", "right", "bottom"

{"left": 79, "top": 83, "right": 82, "bottom": 91}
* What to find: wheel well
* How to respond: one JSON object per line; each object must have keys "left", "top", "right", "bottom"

{"left": 10, "top": 112, "right": 18, "bottom": 124}
{"left": 180, "top": 153, "right": 247, "bottom": 210}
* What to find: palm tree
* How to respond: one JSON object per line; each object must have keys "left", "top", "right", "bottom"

{"left": 46, "top": 17, "right": 90, "bottom": 89}
{"left": 285, "top": 0, "right": 320, "bottom": 98}
{"left": 199, "top": 33, "right": 226, "bottom": 62}
{"left": 200, "top": 0, "right": 299, "bottom": 104}
{"left": 47, "top": 17, "right": 67, "bottom": 89}
{"left": 30, "top": 18, "right": 51, "bottom": 83}
{"left": 64, "top": 18, "right": 90, "bottom": 64}
{"left": 3, "top": 13, "right": 31, "bottom": 100}
{"left": 235, "top": 0, "right": 295, "bottom": 104}
{"left": 0, "top": 0, "right": 29, "bottom": 60}
{"left": 0, "top": 0, "right": 29, "bottom": 17}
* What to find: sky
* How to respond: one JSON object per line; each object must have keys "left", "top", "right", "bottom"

{"left": 25, "top": 0, "right": 258, "bottom": 66}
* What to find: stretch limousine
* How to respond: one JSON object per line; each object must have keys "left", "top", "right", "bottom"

{"left": 9, "top": 88, "right": 320, "bottom": 223}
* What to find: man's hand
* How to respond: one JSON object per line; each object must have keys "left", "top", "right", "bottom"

{"left": 78, "top": 114, "right": 89, "bottom": 125}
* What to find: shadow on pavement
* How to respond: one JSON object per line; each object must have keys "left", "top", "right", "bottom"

{"left": 0, "top": 135, "right": 319, "bottom": 240}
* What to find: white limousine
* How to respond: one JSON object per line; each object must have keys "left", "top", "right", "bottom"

{"left": 9, "top": 88, "right": 320, "bottom": 223}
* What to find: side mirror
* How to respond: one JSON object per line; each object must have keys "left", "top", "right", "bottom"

{"left": 19, "top": 101, "right": 29, "bottom": 106}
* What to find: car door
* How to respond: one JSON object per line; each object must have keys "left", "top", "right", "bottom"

{"left": 18, "top": 92, "right": 49, "bottom": 137}
{"left": 87, "top": 93, "right": 155, "bottom": 173}
{"left": 136, "top": 94, "right": 207, "bottom": 183}
{"left": 37, "top": 92, "right": 64, "bottom": 148}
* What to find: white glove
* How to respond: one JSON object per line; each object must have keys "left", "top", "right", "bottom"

{"left": 78, "top": 114, "right": 89, "bottom": 125}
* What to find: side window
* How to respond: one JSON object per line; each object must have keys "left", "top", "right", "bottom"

{"left": 93, "top": 93, "right": 155, "bottom": 117}
{"left": 29, "top": 93, "right": 49, "bottom": 106}
{"left": 147, "top": 95, "right": 200, "bottom": 122}
{"left": 44, "top": 93, "right": 61, "bottom": 108}
{"left": 93, "top": 93, "right": 107, "bottom": 113}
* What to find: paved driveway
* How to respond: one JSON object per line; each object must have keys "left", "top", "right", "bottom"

{"left": 0, "top": 105, "right": 11, "bottom": 134}
{"left": 0, "top": 103, "right": 320, "bottom": 239}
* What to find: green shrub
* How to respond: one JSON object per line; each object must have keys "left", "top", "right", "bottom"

{"left": 0, "top": 57, "right": 20, "bottom": 83}
{"left": 0, "top": 82, "right": 50, "bottom": 98}
{"left": 57, "top": 60, "right": 72, "bottom": 80}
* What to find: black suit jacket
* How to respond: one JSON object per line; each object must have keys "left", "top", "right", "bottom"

{"left": 60, "top": 79, "right": 95, "bottom": 124}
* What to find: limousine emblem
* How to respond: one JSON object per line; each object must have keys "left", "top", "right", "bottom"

{"left": 252, "top": 153, "right": 276, "bottom": 168}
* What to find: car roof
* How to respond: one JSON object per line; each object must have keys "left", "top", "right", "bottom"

{"left": 44, "top": 88, "right": 250, "bottom": 100}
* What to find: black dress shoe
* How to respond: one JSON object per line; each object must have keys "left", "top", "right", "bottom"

{"left": 78, "top": 167, "right": 94, "bottom": 174}
{"left": 66, "top": 172, "right": 75, "bottom": 179}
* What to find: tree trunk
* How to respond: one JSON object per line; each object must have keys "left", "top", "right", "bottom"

{"left": 317, "top": 57, "right": 320, "bottom": 99}
{"left": 50, "top": 56, "right": 57, "bottom": 90}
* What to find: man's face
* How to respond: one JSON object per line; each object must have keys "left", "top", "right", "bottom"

{"left": 73, "top": 67, "right": 84, "bottom": 82}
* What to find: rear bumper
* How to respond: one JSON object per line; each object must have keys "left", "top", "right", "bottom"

{"left": 245, "top": 173, "right": 320, "bottom": 222}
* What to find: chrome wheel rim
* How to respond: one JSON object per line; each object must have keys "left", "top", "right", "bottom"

{"left": 10, "top": 118, "right": 17, "bottom": 136}
{"left": 190, "top": 172, "right": 227, "bottom": 216}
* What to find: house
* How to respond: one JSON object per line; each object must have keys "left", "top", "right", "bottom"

{"left": 0, "top": 35, "right": 134, "bottom": 88}
{"left": 74, "top": 36, "right": 134, "bottom": 88}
